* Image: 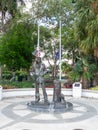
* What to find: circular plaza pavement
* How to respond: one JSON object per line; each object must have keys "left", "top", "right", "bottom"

{"left": 0, "top": 96, "right": 98, "bottom": 130}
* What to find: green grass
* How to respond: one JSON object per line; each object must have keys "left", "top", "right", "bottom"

{"left": 90, "top": 86, "right": 98, "bottom": 91}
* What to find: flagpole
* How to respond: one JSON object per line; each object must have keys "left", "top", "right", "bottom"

{"left": 37, "top": 21, "right": 40, "bottom": 50}
{"left": 59, "top": 19, "right": 62, "bottom": 80}
{"left": 36, "top": 20, "right": 40, "bottom": 57}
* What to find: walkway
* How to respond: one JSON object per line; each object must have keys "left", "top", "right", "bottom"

{"left": 0, "top": 96, "right": 98, "bottom": 130}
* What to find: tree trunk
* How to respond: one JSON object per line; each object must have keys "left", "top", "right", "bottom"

{"left": 27, "top": 69, "right": 31, "bottom": 81}
{"left": 93, "top": 73, "right": 98, "bottom": 86}
{"left": 92, "top": 0, "right": 98, "bottom": 14}
{"left": 81, "top": 76, "right": 89, "bottom": 89}
{"left": 72, "top": 50, "right": 75, "bottom": 65}
{"left": 10, "top": 71, "right": 15, "bottom": 82}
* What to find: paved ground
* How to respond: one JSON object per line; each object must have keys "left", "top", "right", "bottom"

{"left": 0, "top": 96, "right": 98, "bottom": 130}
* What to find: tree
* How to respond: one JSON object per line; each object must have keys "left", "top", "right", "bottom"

{"left": 0, "top": 0, "right": 25, "bottom": 79}
{"left": 0, "top": 21, "right": 33, "bottom": 71}
{"left": 61, "top": 3, "right": 79, "bottom": 65}
{"left": 75, "top": 0, "right": 98, "bottom": 53}
{"left": 30, "top": 0, "right": 75, "bottom": 76}
{"left": 31, "top": 0, "right": 73, "bottom": 24}
{"left": 0, "top": 0, "right": 24, "bottom": 18}
{"left": 0, "top": 0, "right": 26, "bottom": 33}
{"left": 71, "top": 0, "right": 98, "bottom": 88}
{"left": 0, "top": 17, "right": 52, "bottom": 79}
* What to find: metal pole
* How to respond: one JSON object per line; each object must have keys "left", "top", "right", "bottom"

{"left": 37, "top": 21, "right": 40, "bottom": 50}
{"left": 59, "top": 19, "right": 62, "bottom": 80}
{"left": 36, "top": 20, "right": 40, "bottom": 57}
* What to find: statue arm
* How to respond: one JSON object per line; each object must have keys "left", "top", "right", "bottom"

{"left": 42, "top": 64, "right": 47, "bottom": 75}
{"left": 32, "top": 63, "right": 37, "bottom": 76}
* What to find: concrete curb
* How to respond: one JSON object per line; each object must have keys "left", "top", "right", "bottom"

{"left": 1, "top": 87, "right": 98, "bottom": 99}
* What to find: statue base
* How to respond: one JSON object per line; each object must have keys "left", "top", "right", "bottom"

{"left": 27, "top": 80, "right": 73, "bottom": 113}
{"left": 27, "top": 101, "right": 73, "bottom": 113}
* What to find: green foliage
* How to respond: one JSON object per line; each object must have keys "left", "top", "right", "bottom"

{"left": 69, "top": 60, "right": 83, "bottom": 81}
{"left": 69, "top": 56, "right": 98, "bottom": 82}
{"left": 31, "top": 0, "right": 73, "bottom": 25}
{"left": 62, "top": 62, "right": 72, "bottom": 74}
{"left": 0, "top": 80, "right": 34, "bottom": 89}
{"left": 0, "top": 0, "right": 25, "bottom": 18}
{"left": 16, "top": 69, "right": 27, "bottom": 76}
{"left": 2, "top": 71, "right": 13, "bottom": 79}
{"left": 39, "top": 26, "right": 52, "bottom": 47}
{"left": 0, "top": 21, "right": 34, "bottom": 70}
{"left": 75, "top": 0, "right": 98, "bottom": 53}
{"left": 69, "top": 71, "right": 81, "bottom": 82}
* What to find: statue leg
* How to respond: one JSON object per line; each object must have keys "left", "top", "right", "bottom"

{"left": 53, "top": 80, "right": 61, "bottom": 103}
{"left": 35, "top": 82, "right": 40, "bottom": 102}
{"left": 41, "top": 83, "right": 48, "bottom": 102}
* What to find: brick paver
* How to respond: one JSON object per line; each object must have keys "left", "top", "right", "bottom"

{"left": 0, "top": 96, "right": 98, "bottom": 130}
